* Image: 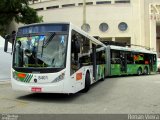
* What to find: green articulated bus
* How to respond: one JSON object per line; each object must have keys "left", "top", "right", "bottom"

{"left": 104, "top": 44, "right": 157, "bottom": 77}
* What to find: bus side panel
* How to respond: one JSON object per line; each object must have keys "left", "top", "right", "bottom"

{"left": 62, "top": 24, "right": 75, "bottom": 93}
{"left": 110, "top": 64, "right": 150, "bottom": 76}
{"left": 111, "top": 64, "right": 121, "bottom": 76}
{"left": 153, "top": 64, "right": 157, "bottom": 72}
{"left": 96, "top": 64, "right": 105, "bottom": 80}
{"left": 68, "top": 66, "right": 93, "bottom": 93}
{"left": 105, "top": 46, "right": 111, "bottom": 77}
{"left": 127, "top": 64, "right": 139, "bottom": 74}
{"left": 127, "top": 64, "right": 149, "bottom": 75}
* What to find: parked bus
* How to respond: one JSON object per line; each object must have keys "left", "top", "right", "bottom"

{"left": 103, "top": 43, "right": 157, "bottom": 76}
{"left": 4, "top": 23, "right": 157, "bottom": 94}
{"left": 4, "top": 23, "right": 107, "bottom": 93}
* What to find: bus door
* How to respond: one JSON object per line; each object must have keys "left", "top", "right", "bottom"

{"left": 149, "top": 54, "right": 156, "bottom": 72}
{"left": 92, "top": 44, "right": 97, "bottom": 81}
{"left": 120, "top": 51, "right": 127, "bottom": 73}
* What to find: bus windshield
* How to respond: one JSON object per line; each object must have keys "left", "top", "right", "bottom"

{"left": 13, "top": 33, "right": 68, "bottom": 68}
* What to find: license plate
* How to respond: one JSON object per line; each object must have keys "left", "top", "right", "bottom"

{"left": 31, "top": 87, "right": 42, "bottom": 92}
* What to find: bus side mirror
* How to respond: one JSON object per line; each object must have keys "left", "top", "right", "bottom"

{"left": 4, "top": 34, "right": 10, "bottom": 52}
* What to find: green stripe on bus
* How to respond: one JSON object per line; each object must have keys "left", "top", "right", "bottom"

{"left": 27, "top": 75, "right": 33, "bottom": 83}
{"left": 26, "top": 75, "right": 31, "bottom": 83}
{"left": 24, "top": 75, "right": 30, "bottom": 82}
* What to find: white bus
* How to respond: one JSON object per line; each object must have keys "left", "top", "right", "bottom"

{"left": 4, "top": 23, "right": 106, "bottom": 93}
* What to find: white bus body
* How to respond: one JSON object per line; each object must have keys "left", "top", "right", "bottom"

{"left": 11, "top": 23, "right": 106, "bottom": 93}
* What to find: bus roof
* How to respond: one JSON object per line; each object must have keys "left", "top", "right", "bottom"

{"left": 109, "top": 45, "right": 157, "bottom": 54}
{"left": 70, "top": 23, "right": 106, "bottom": 47}
{"left": 18, "top": 22, "right": 106, "bottom": 47}
{"left": 18, "top": 22, "right": 70, "bottom": 29}
{"left": 17, "top": 22, "right": 70, "bottom": 36}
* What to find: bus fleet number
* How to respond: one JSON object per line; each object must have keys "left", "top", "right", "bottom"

{"left": 38, "top": 76, "right": 48, "bottom": 80}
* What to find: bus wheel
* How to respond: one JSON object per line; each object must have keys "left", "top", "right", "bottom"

{"left": 137, "top": 68, "right": 142, "bottom": 75}
{"left": 83, "top": 72, "right": 91, "bottom": 92}
{"left": 144, "top": 67, "right": 148, "bottom": 75}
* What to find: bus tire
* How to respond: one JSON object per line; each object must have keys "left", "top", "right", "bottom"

{"left": 137, "top": 67, "right": 142, "bottom": 75}
{"left": 83, "top": 72, "right": 91, "bottom": 92}
{"left": 144, "top": 67, "right": 149, "bottom": 75}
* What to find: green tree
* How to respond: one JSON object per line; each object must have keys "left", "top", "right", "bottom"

{"left": 0, "top": 0, "right": 43, "bottom": 36}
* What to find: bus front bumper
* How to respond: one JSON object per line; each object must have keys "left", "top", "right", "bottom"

{"left": 11, "top": 79, "right": 64, "bottom": 93}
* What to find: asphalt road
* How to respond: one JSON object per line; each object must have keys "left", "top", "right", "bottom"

{"left": 0, "top": 74, "right": 160, "bottom": 114}
{"left": 0, "top": 48, "right": 12, "bottom": 81}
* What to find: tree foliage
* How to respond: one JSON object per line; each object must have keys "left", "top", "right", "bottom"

{"left": 0, "top": 0, "right": 43, "bottom": 35}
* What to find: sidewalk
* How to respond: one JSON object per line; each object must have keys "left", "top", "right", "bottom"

{"left": 0, "top": 79, "right": 10, "bottom": 84}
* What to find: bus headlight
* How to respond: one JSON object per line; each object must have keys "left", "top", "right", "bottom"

{"left": 13, "top": 72, "right": 19, "bottom": 81}
{"left": 52, "top": 73, "right": 65, "bottom": 83}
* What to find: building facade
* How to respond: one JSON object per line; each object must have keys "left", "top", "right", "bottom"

{"left": 11, "top": 0, "right": 160, "bottom": 56}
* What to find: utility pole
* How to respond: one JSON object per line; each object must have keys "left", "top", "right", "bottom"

{"left": 83, "top": 0, "right": 86, "bottom": 25}
{"left": 82, "top": 0, "right": 86, "bottom": 31}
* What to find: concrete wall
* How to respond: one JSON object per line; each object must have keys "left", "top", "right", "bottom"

{"left": 10, "top": 0, "right": 160, "bottom": 52}
{"left": 30, "top": 0, "right": 135, "bottom": 43}
{"left": 144, "top": 0, "right": 160, "bottom": 51}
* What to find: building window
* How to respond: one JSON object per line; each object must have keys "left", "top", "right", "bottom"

{"left": 78, "top": 3, "right": 83, "bottom": 6}
{"left": 46, "top": 5, "right": 59, "bottom": 10}
{"left": 118, "top": 22, "right": 128, "bottom": 31}
{"left": 81, "top": 23, "right": 90, "bottom": 32}
{"left": 62, "top": 4, "right": 75, "bottom": 8}
{"left": 115, "top": 0, "right": 130, "bottom": 4}
{"left": 96, "top": 1, "right": 111, "bottom": 5}
{"left": 99, "top": 23, "right": 109, "bottom": 32}
{"left": 78, "top": 2, "right": 93, "bottom": 6}
{"left": 34, "top": 8, "right": 43, "bottom": 11}
{"left": 86, "top": 2, "right": 93, "bottom": 5}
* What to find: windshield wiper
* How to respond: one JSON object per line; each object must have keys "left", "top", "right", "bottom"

{"left": 43, "top": 32, "right": 56, "bottom": 48}
{"left": 41, "top": 32, "right": 56, "bottom": 57}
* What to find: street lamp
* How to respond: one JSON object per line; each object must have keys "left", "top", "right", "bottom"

{"left": 83, "top": 0, "right": 86, "bottom": 25}
{"left": 81, "top": 0, "right": 87, "bottom": 32}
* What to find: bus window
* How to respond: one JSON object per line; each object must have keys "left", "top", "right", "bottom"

{"left": 133, "top": 53, "right": 144, "bottom": 64}
{"left": 111, "top": 50, "right": 121, "bottom": 64}
{"left": 71, "top": 30, "right": 91, "bottom": 75}
{"left": 153, "top": 54, "right": 157, "bottom": 64}
{"left": 79, "top": 55, "right": 91, "bottom": 67}
{"left": 126, "top": 52, "right": 134, "bottom": 64}
{"left": 82, "top": 38, "right": 90, "bottom": 53}
{"left": 96, "top": 50, "right": 105, "bottom": 65}
{"left": 71, "top": 32, "right": 80, "bottom": 74}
